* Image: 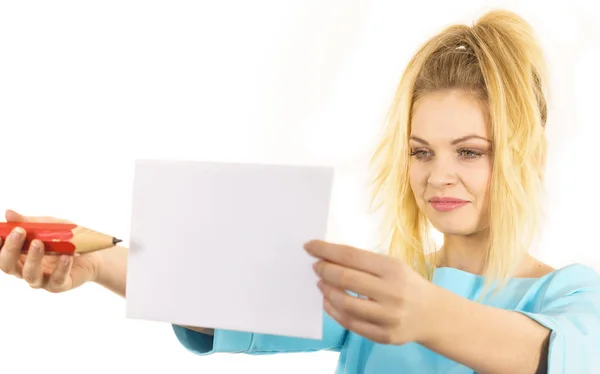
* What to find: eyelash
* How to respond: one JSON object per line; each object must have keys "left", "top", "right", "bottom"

{"left": 409, "top": 148, "right": 485, "bottom": 160}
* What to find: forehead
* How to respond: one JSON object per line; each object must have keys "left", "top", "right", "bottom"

{"left": 410, "top": 89, "right": 489, "bottom": 140}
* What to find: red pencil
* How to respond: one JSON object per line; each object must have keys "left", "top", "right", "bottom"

{"left": 0, "top": 222, "right": 121, "bottom": 255}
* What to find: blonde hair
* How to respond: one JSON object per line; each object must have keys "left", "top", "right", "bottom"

{"left": 368, "top": 9, "right": 549, "bottom": 293}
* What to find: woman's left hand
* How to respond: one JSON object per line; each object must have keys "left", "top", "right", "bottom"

{"left": 304, "top": 239, "right": 436, "bottom": 346}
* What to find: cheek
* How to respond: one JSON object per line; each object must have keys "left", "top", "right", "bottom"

{"left": 461, "top": 163, "right": 491, "bottom": 198}
{"left": 408, "top": 164, "right": 426, "bottom": 193}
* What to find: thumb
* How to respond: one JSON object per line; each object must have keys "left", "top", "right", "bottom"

{"left": 5, "top": 209, "right": 26, "bottom": 222}
{"left": 4, "top": 210, "right": 68, "bottom": 223}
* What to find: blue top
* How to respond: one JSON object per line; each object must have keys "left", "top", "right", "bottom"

{"left": 171, "top": 263, "right": 600, "bottom": 373}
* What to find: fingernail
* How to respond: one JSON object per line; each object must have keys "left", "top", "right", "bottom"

{"left": 11, "top": 227, "right": 24, "bottom": 239}
{"left": 61, "top": 256, "right": 70, "bottom": 265}
{"left": 30, "top": 240, "right": 40, "bottom": 252}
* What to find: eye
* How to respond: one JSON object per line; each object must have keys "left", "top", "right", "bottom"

{"left": 458, "top": 148, "right": 484, "bottom": 159}
{"left": 409, "top": 149, "right": 433, "bottom": 160}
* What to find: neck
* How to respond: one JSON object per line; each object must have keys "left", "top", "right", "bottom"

{"left": 436, "top": 230, "right": 489, "bottom": 275}
{"left": 433, "top": 230, "right": 546, "bottom": 278}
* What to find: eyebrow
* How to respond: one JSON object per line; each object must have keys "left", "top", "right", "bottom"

{"left": 409, "top": 135, "right": 491, "bottom": 145}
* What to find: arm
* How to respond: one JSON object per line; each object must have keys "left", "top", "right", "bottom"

{"left": 179, "top": 325, "right": 214, "bottom": 336}
{"left": 93, "top": 245, "right": 129, "bottom": 298}
{"left": 172, "top": 310, "right": 347, "bottom": 355}
{"left": 420, "top": 264, "right": 600, "bottom": 374}
{"left": 420, "top": 284, "right": 550, "bottom": 374}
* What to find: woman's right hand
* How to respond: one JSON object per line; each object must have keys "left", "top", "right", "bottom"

{"left": 0, "top": 209, "right": 101, "bottom": 293}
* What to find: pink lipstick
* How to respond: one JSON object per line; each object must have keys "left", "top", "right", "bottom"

{"left": 429, "top": 197, "right": 469, "bottom": 212}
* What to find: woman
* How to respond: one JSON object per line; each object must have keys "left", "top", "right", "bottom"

{"left": 1, "top": 9, "right": 598, "bottom": 374}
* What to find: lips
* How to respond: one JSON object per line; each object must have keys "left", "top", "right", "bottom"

{"left": 429, "top": 197, "right": 469, "bottom": 212}
{"left": 429, "top": 197, "right": 468, "bottom": 203}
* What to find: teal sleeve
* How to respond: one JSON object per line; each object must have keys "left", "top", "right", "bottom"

{"left": 518, "top": 264, "right": 600, "bottom": 374}
{"left": 172, "top": 310, "right": 347, "bottom": 355}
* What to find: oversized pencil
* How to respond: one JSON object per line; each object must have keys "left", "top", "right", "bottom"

{"left": 0, "top": 222, "right": 121, "bottom": 255}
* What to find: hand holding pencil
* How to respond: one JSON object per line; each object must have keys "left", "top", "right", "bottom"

{"left": 0, "top": 209, "right": 121, "bottom": 293}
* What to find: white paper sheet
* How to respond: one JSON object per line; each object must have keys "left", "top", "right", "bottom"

{"left": 125, "top": 159, "right": 334, "bottom": 339}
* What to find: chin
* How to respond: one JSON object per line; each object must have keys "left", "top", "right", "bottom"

{"left": 433, "top": 226, "right": 477, "bottom": 236}
{"left": 421, "top": 203, "right": 485, "bottom": 236}
{"left": 428, "top": 217, "right": 480, "bottom": 236}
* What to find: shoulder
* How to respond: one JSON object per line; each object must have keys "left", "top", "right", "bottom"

{"left": 516, "top": 264, "right": 600, "bottom": 367}
{"left": 543, "top": 263, "right": 600, "bottom": 285}
{"left": 535, "top": 263, "right": 600, "bottom": 310}
{"left": 526, "top": 258, "right": 556, "bottom": 278}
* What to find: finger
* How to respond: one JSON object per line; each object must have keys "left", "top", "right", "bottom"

{"left": 313, "top": 260, "right": 391, "bottom": 302}
{"left": 322, "top": 297, "right": 397, "bottom": 345}
{"left": 5, "top": 209, "right": 70, "bottom": 223}
{"left": 21, "top": 240, "right": 45, "bottom": 288}
{"left": 318, "top": 280, "right": 393, "bottom": 325}
{"left": 0, "top": 236, "right": 6, "bottom": 274}
{"left": 5, "top": 209, "right": 26, "bottom": 222}
{"left": 12, "top": 262, "right": 24, "bottom": 278}
{"left": 0, "top": 227, "right": 26, "bottom": 274}
{"left": 46, "top": 255, "right": 72, "bottom": 292}
{"left": 11, "top": 254, "right": 25, "bottom": 279}
{"left": 305, "top": 240, "right": 395, "bottom": 278}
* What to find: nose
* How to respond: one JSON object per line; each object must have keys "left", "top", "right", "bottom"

{"left": 427, "top": 154, "right": 458, "bottom": 188}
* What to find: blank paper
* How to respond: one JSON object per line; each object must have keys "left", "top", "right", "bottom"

{"left": 125, "top": 159, "right": 334, "bottom": 339}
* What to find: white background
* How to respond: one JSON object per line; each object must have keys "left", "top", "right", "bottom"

{"left": 0, "top": 1, "right": 598, "bottom": 373}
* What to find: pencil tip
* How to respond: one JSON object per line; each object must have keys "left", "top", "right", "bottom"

{"left": 113, "top": 237, "right": 123, "bottom": 245}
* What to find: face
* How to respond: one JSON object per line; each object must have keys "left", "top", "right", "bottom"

{"left": 408, "top": 89, "right": 493, "bottom": 236}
